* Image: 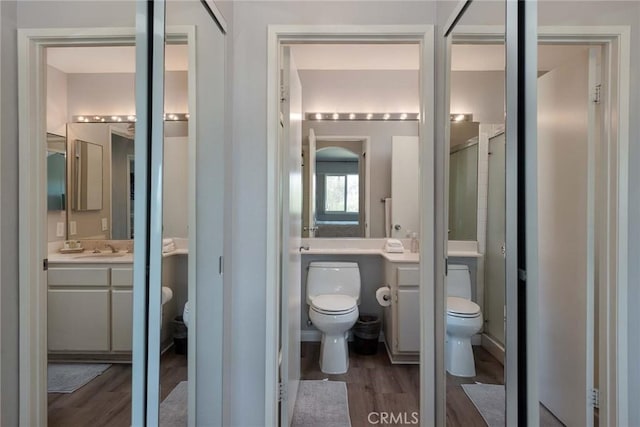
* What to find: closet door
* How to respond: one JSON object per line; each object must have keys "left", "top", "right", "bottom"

{"left": 134, "top": 1, "right": 227, "bottom": 425}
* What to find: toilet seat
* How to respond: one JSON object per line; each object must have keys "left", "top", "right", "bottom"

{"left": 447, "top": 296, "right": 481, "bottom": 318}
{"left": 311, "top": 294, "right": 357, "bottom": 315}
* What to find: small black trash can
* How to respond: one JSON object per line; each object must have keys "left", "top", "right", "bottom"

{"left": 173, "top": 315, "right": 188, "bottom": 356}
{"left": 352, "top": 314, "right": 381, "bottom": 355}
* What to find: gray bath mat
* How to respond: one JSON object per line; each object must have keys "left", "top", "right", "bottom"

{"left": 462, "top": 384, "right": 565, "bottom": 427}
{"left": 47, "top": 363, "right": 111, "bottom": 393}
{"left": 462, "top": 384, "right": 505, "bottom": 426}
{"left": 292, "top": 380, "right": 351, "bottom": 427}
{"left": 160, "top": 381, "right": 188, "bottom": 426}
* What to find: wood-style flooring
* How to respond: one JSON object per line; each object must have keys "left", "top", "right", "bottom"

{"left": 301, "top": 341, "right": 503, "bottom": 427}
{"left": 47, "top": 351, "right": 187, "bottom": 427}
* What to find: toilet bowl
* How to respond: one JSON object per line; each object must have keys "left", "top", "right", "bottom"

{"left": 446, "top": 265, "right": 483, "bottom": 377}
{"left": 307, "top": 262, "right": 361, "bottom": 374}
{"left": 309, "top": 294, "right": 359, "bottom": 374}
{"left": 446, "top": 297, "right": 483, "bottom": 377}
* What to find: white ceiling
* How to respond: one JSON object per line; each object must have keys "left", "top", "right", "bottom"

{"left": 47, "top": 43, "right": 590, "bottom": 74}
{"left": 47, "top": 45, "right": 188, "bottom": 73}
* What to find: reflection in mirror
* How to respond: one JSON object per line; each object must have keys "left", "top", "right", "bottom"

{"left": 448, "top": 121, "right": 479, "bottom": 241}
{"left": 47, "top": 133, "right": 67, "bottom": 212}
{"left": 445, "top": 0, "right": 506, "bottom": 424}
{"left": 313, "top": 143, "right": 364, "bottom": 238}
{"left": 73, "top": 139, "right": 103, "bottom": 211}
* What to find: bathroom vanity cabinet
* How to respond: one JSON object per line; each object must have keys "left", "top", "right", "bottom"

{"left": 382, "top": 259, "right": 420, "bottom": 364}
{"left": 47, "top": 264, "right": 133, "bottom": 361}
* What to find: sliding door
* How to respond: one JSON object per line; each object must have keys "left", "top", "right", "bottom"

{"left": 443, "top": 0, "right": 539, "bottom": 424}
{"left": 133, "top": 1, "right": 227, "bottom": 425}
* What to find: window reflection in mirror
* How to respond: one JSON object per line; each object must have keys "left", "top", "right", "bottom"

{"left": 314, "top": 145, "right": 364, "bottom": 237}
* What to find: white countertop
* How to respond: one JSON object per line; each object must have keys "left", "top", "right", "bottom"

{"left": 302, "top": 247, "right": 420, "bottom": 263}
{"left": 300, "top": 238, "right": 482, "bottom": 261}
{"left": 48, "top": 248, "right": 187, "bottom": 264}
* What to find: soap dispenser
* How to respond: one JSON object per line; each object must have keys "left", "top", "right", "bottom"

{"left": 410, "top": 232, "right": 419, "bottom": 253}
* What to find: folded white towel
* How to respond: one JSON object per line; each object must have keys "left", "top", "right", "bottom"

{"left": 162, "top": 243, "right": 176, "bottom": 253}
{"left": 162, "top": 238, "right": 174, "bottom": 246}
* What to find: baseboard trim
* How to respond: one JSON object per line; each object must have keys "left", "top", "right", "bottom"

{"left": 481, "top": 333, "right": 505, "bottom": 365}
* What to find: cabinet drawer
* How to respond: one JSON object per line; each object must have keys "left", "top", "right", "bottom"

{"left": 397, "top": 267, "right": 420, "bottom": 286}
{"left": 111, "top": 268, "right": 134, "bottom": 288}
{"left": 48, "top": 268, "right": 109, "bottom": 287}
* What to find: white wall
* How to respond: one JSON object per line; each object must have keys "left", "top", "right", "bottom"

{"left": 299, "top": 69, "right": 419, "bottom": 113}
{"left": 46, "top": 65, "right": 68, "bottom": 135}
{"left": 67, "top": 71, "right": 188, "bottom": 117}
{"left": 450, "top": 71, "right": 504, "bottom": 124}
{"left": 299, "top": 69, "right": 504, "bottom": 124}
{"left": 163, "top": 136, "right": 188, "bottom": 238}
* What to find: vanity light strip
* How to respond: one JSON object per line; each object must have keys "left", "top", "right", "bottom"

{"left": 72, "top": 113, "right": 190, "bottom": 123}
{"left": 305, "top": 112, "right": 473, "bottom": 122}
{"left": 306, "top": 112, "right": 419, "bottom": 121}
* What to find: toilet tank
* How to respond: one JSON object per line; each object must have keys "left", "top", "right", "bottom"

{"left": 307, "top": 261, "right": 361, "bottom": 304}
{"left": 447, "top": 264, "right": 471, "bottom": 299}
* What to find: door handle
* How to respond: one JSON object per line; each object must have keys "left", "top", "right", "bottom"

{"left": 299, "top": 246, "right": 310, "bottom": 252}
{"left": 394, "top": 224, "right": 401, "bottom": 231}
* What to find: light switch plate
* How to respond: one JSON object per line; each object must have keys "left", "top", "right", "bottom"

{"left": 101, "top": 218, "right": 108, "bottom": 231}
{"left": 69, "top": 221, "right": 77, "bottom": 235}
{"left": 56, "top": 222, "right": 65, "bottom": 237}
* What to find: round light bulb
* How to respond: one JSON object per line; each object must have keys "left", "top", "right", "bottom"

{"left": 349, "top": 113, "right": 356, "bottom": 120}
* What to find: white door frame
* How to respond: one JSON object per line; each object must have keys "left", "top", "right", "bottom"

{"left": 17, "top": 26, "right": 197, "bottom": 425}
{"left": 447, "top": 25, "right": 630, "bottom": 426}
{"left": 312, "top": 134, "right": 371, "bottom": 237}
{"left": 266, "top": 25, "right": 435, "bottom": 425}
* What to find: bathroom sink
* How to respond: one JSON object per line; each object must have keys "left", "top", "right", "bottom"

{"left": 73, "top": 252, "right": 128, "bottom": 259}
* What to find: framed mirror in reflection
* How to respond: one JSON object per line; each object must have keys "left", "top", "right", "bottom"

{"left": 47, "top": 133, "right": 67, "bottom": 212}
{"left": 67, "top": 122, "right": 134, "bottom": 240}
{"left": 303, "top": 133, "right": 369, "bottom": 238}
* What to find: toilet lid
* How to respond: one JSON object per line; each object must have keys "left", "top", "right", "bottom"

{"left": 312, "top": 294, "right": 357, "bottom": 313}
{"left": 447, "top": 297, "right": 480, "bottom": 317}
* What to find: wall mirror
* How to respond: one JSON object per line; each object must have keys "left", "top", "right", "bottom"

{"left": 303, "top": 133, "right": 369, "bottom": 238}
{"left": 56, "top": 121, "right": 186, "bottom": 240}
{"left": 73, "top": 139, "right": 103, "bottom": 211}
{"left": 67, "top": 122, "right": 133, "bottom": 239}
{"left": 47, "top": 133, "right": 67, "bottom": 212}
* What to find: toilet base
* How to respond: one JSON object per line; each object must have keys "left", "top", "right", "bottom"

{"left": 319, "top": 332, "right": 349, "bottom": 374}
{"left": 446, "top": 334, "right": 476, "bottom": 377}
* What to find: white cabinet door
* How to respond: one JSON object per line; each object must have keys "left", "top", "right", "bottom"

{"left": 48, "top": 289, "right": 110, "bottom": 351}
{"left": 112, "top": 289, "right": 133, "bottom": 351}
{"left": 396, "top": 288, "right": 420, "bottom": 352}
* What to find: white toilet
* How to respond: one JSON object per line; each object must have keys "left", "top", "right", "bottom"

{"left": 446, "top": 264, "right": 483, "bottom": 377}
{"left": 307, "top": 261, "right": 361, "bottom": 374}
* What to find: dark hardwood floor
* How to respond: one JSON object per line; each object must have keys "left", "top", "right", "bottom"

{"left": 301, "top": 342, "right": 503, "bottom": 427}
{"left": 48, "top": 351, "right": 187, "bottom": 427}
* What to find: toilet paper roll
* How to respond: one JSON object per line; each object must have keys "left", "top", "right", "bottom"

{"left": 161, "top": 287, "right": 173, "bottom": 305}
{"left": 376, "top": 286, "right": 392, "bottom": 307}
